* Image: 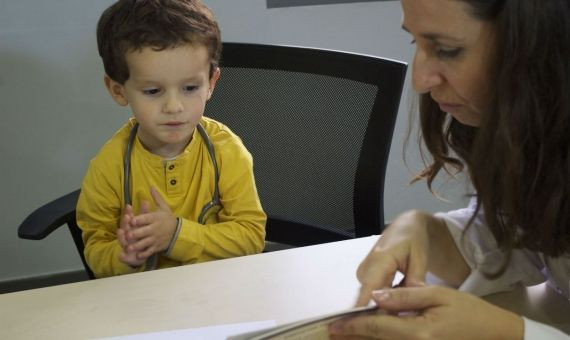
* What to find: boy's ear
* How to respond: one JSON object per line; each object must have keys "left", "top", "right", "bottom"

{"left": 207, "top": 67, "right": 221, "bottom": 100}
{"left": 104, "top": 75, "right": 129, "bottom": 106}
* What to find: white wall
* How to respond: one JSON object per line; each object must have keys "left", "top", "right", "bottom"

{"left": 0, "top": 0, "right": 469, "bottom": 282}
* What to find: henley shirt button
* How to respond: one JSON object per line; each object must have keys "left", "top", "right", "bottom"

{"left": 168, "top": 165, "right": 175, "bottom": 170}
{"left": 170, "top": 179, "right": 177, "bottom": 186}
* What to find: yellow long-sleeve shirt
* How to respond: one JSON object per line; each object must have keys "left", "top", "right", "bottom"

{"left": 76, "top": 117, "right": 266, "bottom": 278}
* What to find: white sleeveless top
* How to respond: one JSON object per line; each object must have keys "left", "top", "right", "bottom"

{"left": 436, "top": 198, "right": 570, "bottom": 339}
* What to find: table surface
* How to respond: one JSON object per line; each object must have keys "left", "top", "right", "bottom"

{"left": 1, "top": 236, "right": 569, "bottom": 339}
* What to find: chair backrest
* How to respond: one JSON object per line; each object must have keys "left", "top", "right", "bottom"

{"left": 205, "top": 42, "right": 407, "bottom": 246}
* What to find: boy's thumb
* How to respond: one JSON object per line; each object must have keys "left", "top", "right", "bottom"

{"left": 149, "top": 186, "right": 168, "bottom": 210}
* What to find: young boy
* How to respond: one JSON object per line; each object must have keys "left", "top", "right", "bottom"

{"left": 76, "top": 0, "right": 267, "bottom": 278}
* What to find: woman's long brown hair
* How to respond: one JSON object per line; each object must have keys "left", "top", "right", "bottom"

{"left": 414, "top": 0, "right": 570, "bottom": 260}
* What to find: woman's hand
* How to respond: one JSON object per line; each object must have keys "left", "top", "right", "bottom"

{"left": 356, "top": 210, "right": 434, "bottom": 306}
{"left": 331, "top": 286, "right": 524, "bottom": 340}
{"left": 356, "top": 210, "right": 470, "bottom": 307}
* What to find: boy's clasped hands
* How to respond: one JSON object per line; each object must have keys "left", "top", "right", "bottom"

{"left": 117, "top": 187, "right": 178, "bottom": 267}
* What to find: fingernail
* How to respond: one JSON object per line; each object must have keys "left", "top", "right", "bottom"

{"left": 372, "top": 290, "right": 390, "bottom": 302}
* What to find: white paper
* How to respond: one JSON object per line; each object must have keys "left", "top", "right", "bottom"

{"left": 100, "top": 320, "right": 276, "bottom": 340}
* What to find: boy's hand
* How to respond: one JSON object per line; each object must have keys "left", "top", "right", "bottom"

{"left": 126, "top": 187, "right": 178, "bottom": 259}
{"left": 117, "top": 204, "right": 147, "bottom": 267}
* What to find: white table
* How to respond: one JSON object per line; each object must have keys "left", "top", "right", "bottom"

{"left": 1, "top": 236, "right": 569, "bottom": 339}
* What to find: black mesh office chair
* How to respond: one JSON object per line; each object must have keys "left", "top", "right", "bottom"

{"left": 18, "top": 42, "right": 406, "bottom": 279}
{"left": 206, "top": 43, "right": 406, "bottom": 245}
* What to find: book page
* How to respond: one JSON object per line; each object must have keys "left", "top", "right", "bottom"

{"left": 100, "top": 320, "right": 276, "bottom": 340}
{"left": 228, "top": 305, "right": 380, "bottom": 340}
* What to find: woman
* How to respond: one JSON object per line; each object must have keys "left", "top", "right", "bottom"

{"left": 330, "top": 0, "right": 570, "bottom": 339}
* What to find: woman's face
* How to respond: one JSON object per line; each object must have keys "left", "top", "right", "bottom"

{"left": 401, "top": 0, "right": 496, "bottom": 127}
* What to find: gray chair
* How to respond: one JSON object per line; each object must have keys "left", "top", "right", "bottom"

{"left": 18, "top": 42, "right": 407, "bottom": 279}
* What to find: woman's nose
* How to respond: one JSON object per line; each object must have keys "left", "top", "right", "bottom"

{"left": 412, "top": 50, "right": 443, "bottom": 94}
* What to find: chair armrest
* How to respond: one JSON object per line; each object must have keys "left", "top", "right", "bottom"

{"left": 18, "top": 189, "right": 81, "bottom": 240}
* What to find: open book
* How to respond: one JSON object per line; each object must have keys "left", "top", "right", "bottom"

{"left": 227, "top": 305, "right": 380, "bottom": 340}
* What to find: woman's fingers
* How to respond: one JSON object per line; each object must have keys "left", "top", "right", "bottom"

{"left": 355, "top": 245, "right": 427, "bottom": 306}
{"left": 402, "top": 248, "right": 428, "bottom": 287}
{"left": 334, "top": 287, "right": 450, "bottom": 339}
{"left": 330, "top": 313, "right": 422, "bottom": 340}
{"left": 355, "top": 260, "right": 397, "bottom": 306}
{"left": 372, "top": 286, "right": 448, "bottom": 311}
{"left": 355, "top": 285, "right": 375, "bottom": 307}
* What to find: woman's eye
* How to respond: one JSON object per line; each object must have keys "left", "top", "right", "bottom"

{"left": 436, "top": 47, "right": 462, "bottom": 59}
{"left": 143, "top": 88, "right": 161, "bottom": 95}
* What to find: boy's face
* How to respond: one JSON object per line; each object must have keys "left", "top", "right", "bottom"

{"left": 105, "top": 44, "right": 220, "bottom": 158}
